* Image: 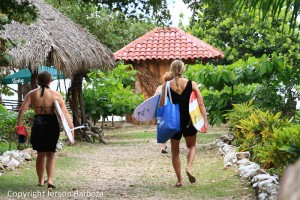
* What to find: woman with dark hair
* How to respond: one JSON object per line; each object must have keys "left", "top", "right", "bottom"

{"left": 17, "top": 71, "right": 74, "bottom": 189}
{"left": 159, "top": 60, "right": 208, "bottom": 187}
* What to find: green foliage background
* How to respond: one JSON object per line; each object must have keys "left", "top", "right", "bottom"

{"left": 83, "top": 64, "right": 144, "bottom": 124}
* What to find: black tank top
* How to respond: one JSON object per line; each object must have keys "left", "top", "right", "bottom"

{"left": 169, "top": 80, "right": 193, "bottom": 131}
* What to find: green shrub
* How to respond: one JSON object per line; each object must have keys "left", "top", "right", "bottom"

{"left": 226, "top": 100, "right": 290, "bottom": 153}
{"left": 224, "top": 100, "right": 255, "bottom": 147}
{"left": 226, "top": 100, "right": 300, "bottom": 176}
{"left": 253, "top": 124, "right": 300, "bottom": 175}
{"left": 0, "top": 105, "right": 34, "bottom": 153}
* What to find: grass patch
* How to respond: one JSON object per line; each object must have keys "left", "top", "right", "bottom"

{"left": 0, "top": 153, "right": 80, "bottom": 196}
{"left": 197, "top": 132, "right": 225, "bottom": 144}
{"left": 106, "top": 131, "right": 155, "bottom": 145}
{"left": 108, "top": 131, "right": 155, "bottom": 139}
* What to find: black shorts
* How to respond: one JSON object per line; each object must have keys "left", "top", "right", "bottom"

{"left": 171, "top": 122, "right": 197, "bottom": 140}
{"left": 30, "top": 114, "right": 60, "bottom": 152}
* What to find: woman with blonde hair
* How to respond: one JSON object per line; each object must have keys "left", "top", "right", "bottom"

{"left": 159, "top": 59, "right": 208, "bottom": 187}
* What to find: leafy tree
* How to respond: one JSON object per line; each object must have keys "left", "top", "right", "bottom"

{"left": 235, "top": 0, "right": 300, "bottom": 32}
{"left": 185, "top": 54, "right": 288, "bottom": 125}
{"left": 182, "top": 3, "right": 299, "bottom": 124}
{"left": 46, "top": 0, "right": 156, "bottom": 52}
{"left": 187, "top": 7, "right": 299, "bottom": 66}
{"left": 183, "top": 0, "right": 300, "bottom": 31}
{"left": 83, "top": 64, "right": 144, "bottom": 125}
{"left": 47, "top": 0, "right": 170, "bottom": 27}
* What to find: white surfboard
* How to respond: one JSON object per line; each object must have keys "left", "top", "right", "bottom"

{"left": 133, "top": 94, "right": 160, "bottom": 122}
{"left": 54, "top": 100, "right": 75, "bottom": 144}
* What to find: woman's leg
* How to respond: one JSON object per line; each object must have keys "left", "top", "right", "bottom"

{"left": 161, "top": 143, "right": 167, "bottom": 153}
{"left": 45, "top": 152, "right": 56, "bottom": 185}
{"left": 36, "top": 152, "right": 46, "bottom": 185}
{"left": 171, "top": 138, "right": 182, "bottom": 185}
{"left": 185, "top": 134, "right": 197, "bottom": 171}
{"left": 185, "top": 134, "right": 197, "bottom": 183}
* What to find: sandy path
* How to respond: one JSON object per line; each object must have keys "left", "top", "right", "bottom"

{"left": 0, "top": 124, "right": 254, "bottom": 200}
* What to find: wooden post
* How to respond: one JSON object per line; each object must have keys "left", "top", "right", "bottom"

{"left": 70, "top": 74, "right": 81, "bottom": 129}
{"left": 30, "top": 70, "right": 38, "bottom": 89}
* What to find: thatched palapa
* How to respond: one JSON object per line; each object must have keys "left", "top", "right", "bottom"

{"left": 0, "top": 0, "right": 115, "bottom": 142}
{"left": 0, "top": 0, "right": 115, "bottom": 77}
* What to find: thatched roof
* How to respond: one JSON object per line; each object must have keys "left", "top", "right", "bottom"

{"left": 0, "top": 0, "right": 115, "bottom": 77}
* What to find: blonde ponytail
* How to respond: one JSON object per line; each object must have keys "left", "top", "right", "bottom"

{"left": 170, "top": 60, "right": 185, "bottom": 92}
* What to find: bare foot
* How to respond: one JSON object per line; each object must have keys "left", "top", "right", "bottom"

{"left": 38, "top": 178, "right": 47, "bottom": 186}
{"left": 174, "top": 182, "right": 182, "bottom": 188}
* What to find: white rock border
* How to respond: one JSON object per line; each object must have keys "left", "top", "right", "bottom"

{"left": 215, "top": 137, "right": 279, "bottom": 200}
{"left": 0, "top": 149, "right": 34, "bottom": 174}
{"left": 0, "top": 141, "right": 64, "bottom": 176}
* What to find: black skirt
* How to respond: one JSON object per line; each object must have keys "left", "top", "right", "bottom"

{"left": 30, "top": 114, "right": 60, "bottom": 152}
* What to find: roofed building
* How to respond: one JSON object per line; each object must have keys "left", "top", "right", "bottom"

{"left": 114, "top": 27, "right": 223, "bottom": 99}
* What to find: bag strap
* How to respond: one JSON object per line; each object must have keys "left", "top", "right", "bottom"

{"left": 164, "top": 81, "right": 173, "bottom": 105}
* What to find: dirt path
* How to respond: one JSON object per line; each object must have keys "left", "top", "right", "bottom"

{"left": 0, "top": 124, "right": 255, "bottom": 200}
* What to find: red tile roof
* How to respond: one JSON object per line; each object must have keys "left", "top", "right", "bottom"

{"left": 114, "top": 27, "right": 224, "bottom": 61}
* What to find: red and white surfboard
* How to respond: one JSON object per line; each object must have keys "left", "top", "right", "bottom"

{"left": 189, "top": 91, "right": 206, "bottom": 133}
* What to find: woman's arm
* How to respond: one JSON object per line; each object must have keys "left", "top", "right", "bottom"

{"left": 17, "top": 94, "right": 32, "bottom": 126}
{"left": 158, "top": 83, "right": 166, "bottom": 107}
{"left": 192, "top": 81, "right": 208, "bottom": 132}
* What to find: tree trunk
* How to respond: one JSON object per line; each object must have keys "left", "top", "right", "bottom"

{"left": 78, "top": 80, "right": 87, "bottom": 124}
{"left": 68, "top": 72, "right": 107, "bottom": 144}
{"left": 283, "top": 88, "right": 296, "bottom": 117}
{"left": 17, "top": 84, "right": 23, "bottom": 110}
{"left": 85, "top": 119, "right": 107, "bottom": 144}
{"left": 70, "top": 74, "right": 81, "bottom": 129}
{"left": 101, "top": 117, "right": 104, "bottom": 129}
{"left": 30, "top": 70, "right": 38, "bottom": 89}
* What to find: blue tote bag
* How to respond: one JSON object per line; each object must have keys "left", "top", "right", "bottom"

{"left": 156, "top": 81, "right": 181, "bottom": 143}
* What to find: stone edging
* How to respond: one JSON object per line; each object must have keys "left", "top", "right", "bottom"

{"left": 0, "top": 141, "right": 64, "bottom": 176}
{"left": 215, "top": 136, "right": 279, "bottom": 200}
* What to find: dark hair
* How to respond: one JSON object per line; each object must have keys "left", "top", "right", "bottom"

{"left": 37, "top": 71, "right": 52, "bottom": 87}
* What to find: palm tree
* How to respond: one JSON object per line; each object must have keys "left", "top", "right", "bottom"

{"left": 236, "top": 0, "right": 299, "bottom": 31}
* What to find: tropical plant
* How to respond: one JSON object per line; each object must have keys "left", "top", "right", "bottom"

{"left": 235, "top": 0, "right": 300, "bottom": 31}
{"left": 225, "top": 100, "right": 291, "bottom": 151}
{"left": 185, "top": 54, "right": 288, "bottom": 125}
{"left": 253, "top": 124, "right": 300, "bottom": 175}
{"left": 83, "top": 64, "right": 144, "bottom": 125}
{"left": 0, "top": 105, "right": 34, "bottom": 152}
{"left": 224, "top": 100, "right": 255, "bottom": 129}
{"left": 182, "top": 3, "right": 299, "bottom": 124}
{"left": 183, "top": 0, "right": 299, "bottom": 32}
